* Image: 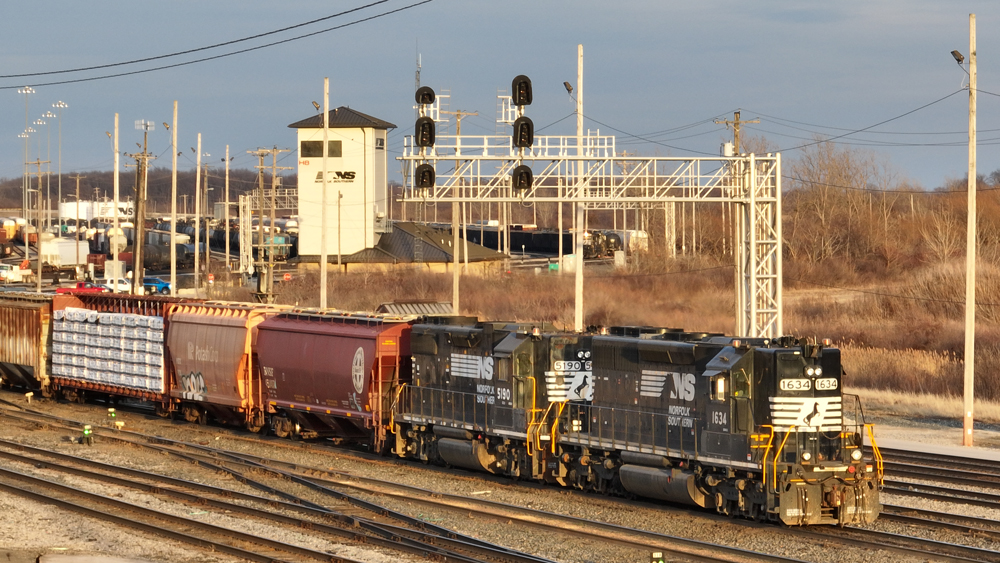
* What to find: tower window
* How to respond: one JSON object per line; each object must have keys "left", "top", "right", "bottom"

{"left": 301, "top": 140, "right": 342, "bottom": 158}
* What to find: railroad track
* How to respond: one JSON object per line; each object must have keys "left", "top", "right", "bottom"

{"left": 0, "top": 459, "right": 364, "bottom": 563}
{"left": 0, "top": 438, "right": 530, "bottom": 563}
{"left": 0, "top": 409, "right": 552, "bottom": 563}
{"left": 0, "top": 401, "right": 806, "bottom": 563}
{"left": 7, "top": 394, "right": 1000, "bottom": 562}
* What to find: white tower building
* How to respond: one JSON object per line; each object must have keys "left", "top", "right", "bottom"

{"left": 288, "top": 107, "right": 395, "bottom": 259}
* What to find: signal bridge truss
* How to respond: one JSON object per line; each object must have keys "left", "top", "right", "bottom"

{"left": 398, "top": 133, "right": 782, "bottom": 338}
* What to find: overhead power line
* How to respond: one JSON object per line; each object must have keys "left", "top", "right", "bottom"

{"left": 0, "top": 1, "right": 393, "bottom": 79}
{"left": 0, "top": 0, "right": 434, "bottom": 90}
{"left": 776, "top": 90, "right": 965, "bottom": 152}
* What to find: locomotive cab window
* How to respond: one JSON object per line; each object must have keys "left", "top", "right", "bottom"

{"left": 711, "top": 375, "right": 726, "bottom": 401}
{"left": 777, "top": 352, "right": 806, "bottom": 379}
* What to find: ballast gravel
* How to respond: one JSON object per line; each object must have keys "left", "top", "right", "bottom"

{"left": 2, "top": 391, "right": 999, "bottom": 563}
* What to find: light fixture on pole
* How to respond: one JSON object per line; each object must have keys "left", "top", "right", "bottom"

{"left": 18, "top": 87, "right": 35, "bottom": 221}
{"left": 53, "top": 101, "right": 68, "bottom": 235}
{"left": 953, "top": 14, "right": 977, "bottom": 447}
{"left": 41, "top": 111, "right": 55, "bottom": 231}
{"left": 164, "top": 104, "right": 177, "bottom": 297}
{"left": 21, "top": 127, "right": 36, "bottom": 259}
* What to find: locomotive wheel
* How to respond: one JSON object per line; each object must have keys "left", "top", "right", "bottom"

{"left": 154, "top": 403, "right": 171, "bottom": 418}
{"left": 41, "top": 385, "right": 54, "bottom": 399}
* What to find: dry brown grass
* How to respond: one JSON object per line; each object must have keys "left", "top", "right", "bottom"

{"left": 213, "top": 250, "right": 1000, "bottom": 415}
{"left": 846, "top": 386, "right": 1000, "bottom": 425}
{"left": 268, "top": 253, "right": 736, "bottom": 332}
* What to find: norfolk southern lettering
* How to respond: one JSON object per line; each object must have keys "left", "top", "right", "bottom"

{"left": 314, "top": 171, "right": 356, "bottom": 182}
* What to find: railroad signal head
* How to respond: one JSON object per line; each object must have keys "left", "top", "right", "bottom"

{"left": 415, "top": 163, "right": 435, "bottom": 189}
{"left": 513, "top": 116, "right": 534, "bottom": 148}
{"left": 415, "top": 86, "right": 436, "bottom": 105}
{"left": 415, "top": 116, "right": 436, "bottom": 147}
{"left": 511, "top": 75, "right": 532, "bottom": 106}
{"left": 512, "top": 165, "right": 533, "bottom": 191}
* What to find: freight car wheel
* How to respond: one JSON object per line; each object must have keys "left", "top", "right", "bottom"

{"left": 182, "top": 405, "right": 205, "bottom": 424}
{"left": 272, "top": 416, "right": 292, "bottom": 439}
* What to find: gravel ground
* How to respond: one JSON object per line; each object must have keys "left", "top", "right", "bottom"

{"left": 2, "top": 390, "right": 998, "bottom": 563}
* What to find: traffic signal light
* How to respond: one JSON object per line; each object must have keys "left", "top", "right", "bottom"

{"left": 513, "top": 116, "right": 534, "bottom": 148}
{"left": 512, "top": 165, "right": 533, "bottom": 191}
{"left": 415, "top": 86, "right": 436, "bottom": 105}
{"left": 415, "top": 116, "right": 435, "bottom": 147}
{"left": 415, "top": 164, "right": 435, "bottom": 189}
{"left": 511, "top": 75, "right": 532, "bottom": 106}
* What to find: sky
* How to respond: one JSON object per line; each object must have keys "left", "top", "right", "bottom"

{"left": 1, "top": 1, "right": 998, "bottom": 197}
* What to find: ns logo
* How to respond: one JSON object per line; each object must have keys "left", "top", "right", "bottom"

{"left": 315, "top": 171, "right": 356, "bottom": 182}
{"left": 670, "top": 372, "right": 697, "bottom": 402}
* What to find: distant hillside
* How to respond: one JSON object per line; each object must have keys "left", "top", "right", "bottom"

{"left": 0, "top": 167, "right": 298, "bottom": 214}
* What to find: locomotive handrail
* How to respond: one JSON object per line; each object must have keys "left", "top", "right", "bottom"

{"left": 772, "top": 426, "right": 795, "bottom": 493}
{"left": 389, "top": 382, "right": 407, "bottom": 432}
{"left": 864, "top": 423, "right": 884, "bottom": 487}
{"left": 755, "top": 425, "right": 775, "bottom": 490}
{"left": 550, "top": 401, "right": 567, "bottom": 453}
{"left": 528, "top": 400, "right": 556, "bottom": 457}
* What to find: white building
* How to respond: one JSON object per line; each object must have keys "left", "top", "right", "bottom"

{"left": 288, "top": 107, "right": 395, "bottom": 260}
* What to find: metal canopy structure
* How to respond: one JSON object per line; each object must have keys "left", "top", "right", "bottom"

{"left": 397, "top": 130, "right": 782, "bottom": 338}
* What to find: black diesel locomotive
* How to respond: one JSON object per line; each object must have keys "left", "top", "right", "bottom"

{"left": 394, "top": 321, "right": 882, "bottom": 526}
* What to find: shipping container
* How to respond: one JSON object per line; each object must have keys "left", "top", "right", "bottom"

{"left": 165, "top": 301, "right": 289, "bottom": 430}
{"left": 255, "top": 309, "right": 415, "bottom": 452}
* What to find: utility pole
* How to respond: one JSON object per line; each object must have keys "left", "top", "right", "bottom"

{"left": 194, "top": 134, "right": 203, "bottom": 293}
{"left": 268, "top": 147, "right": 290, "bottom": 300}
{"left": 963, "top": 13, "right": 977, "bottom": 447}
{"left": 715, "top": 111, "right": 759, "bottom": 155}
{"left": 69, "top": 174, "right": 85, "bottom": 280}
{"left": 180, "top": 195, "right": 189, "bottom": 216}
{"left": 248, "top": 147, "right": 290, "bottom": 302}
{"left": 167, "top": 103, "right": 178, "bottom": 296}
{"left": 320, "top": 77, "right": 330, "bottom": 309}
{"left": 442, "top": 109, "right": 477, "bottom": 273}
{"left": 200, "top": 160, "right": 212, "bottom": 287}
{"left": 574, "top": 43, "right": 585, "bottom": 333}
{"left": 441, "top": 109, "right": 478, "bottom": 312}
{"left": 28, "top": 158, "right": 50, "bottom": 292}
{"left": 113, "top": 114, "right": 120, "bottom": 289}
{"left": 225, "top": 145, "right": 231, "bottom": 280}
{"left": 124, "top": 120, "right": 155, "bottom": 296}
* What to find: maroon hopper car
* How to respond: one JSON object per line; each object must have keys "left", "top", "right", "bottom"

{"left": 255, "top": 309, "right": 413, "bottom": 452}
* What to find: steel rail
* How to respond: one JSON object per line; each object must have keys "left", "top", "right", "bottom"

{"left": 0, "top": 464, "right": 364, "bottom": 563}
{"left": 0, "top": 440, "right": 493, "bottom": 563}
{"left": 2, "top": 405, "right": 802, "bottom": 563}
{"left": 0, "top": 409, "right": 551, "bottom": 563}
{"left": 799, "top": 526, "right": 1000, "bottom": 563}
